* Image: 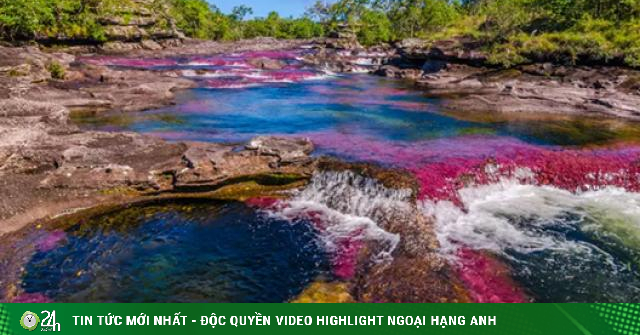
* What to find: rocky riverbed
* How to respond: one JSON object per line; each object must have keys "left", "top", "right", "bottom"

{"left": 2, "top": 36, "right": 640, "bottom": 303}
{"left": 308, "top": 38, "right": 640, "bottom": 120}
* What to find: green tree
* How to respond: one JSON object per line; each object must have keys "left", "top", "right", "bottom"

{"left": 358, "top": 8, "right": 393, "bottom": 45}
{"left": 0, "top": 0, "right": 53, "bottom": 40}
{"left": 230, "top": 5, "right": 253, "bottom": 21}
{"left": 170, "top": 0, "right": 231, "bottom": 40}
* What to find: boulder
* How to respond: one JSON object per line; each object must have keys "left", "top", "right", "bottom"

{"left": 247, "top": 57, "right": 285, "bottom": 70}
{"left": 375, "top": 65, "right": 423, "bottom": 80}
{"left": 246, "top": 136, "right": 314, "bottom": 165}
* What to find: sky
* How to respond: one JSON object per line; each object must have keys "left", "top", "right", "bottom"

{"left": 213, "top": 0, "right": 321, "bottom": 18}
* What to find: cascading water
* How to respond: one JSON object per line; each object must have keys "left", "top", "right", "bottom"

{"left": 250, "top": 171, "right": 406, "bottom": 279}
{"left": 423, "top": 180, "right": 640, "bottom": 302}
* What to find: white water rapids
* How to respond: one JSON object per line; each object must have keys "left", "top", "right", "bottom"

{"left": 267, "top": 171, "right": 406, "bottom": 262}
{"left": 422, "top": 178, "right": 640, "bottom": 302}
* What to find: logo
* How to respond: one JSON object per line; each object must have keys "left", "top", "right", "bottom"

{"left": 20, "top": 312, "right": 39, "bottom": 331}
{"left": 40, "top": 311, "right": 60, "bottom": 332}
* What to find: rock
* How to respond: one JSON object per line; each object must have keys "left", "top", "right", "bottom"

{"left": 316, "top": 158, "right": 418, "bottom": 194}
{"left": 375, "top": 65, "right": 423, "bottom": 80}
{"left": 520, "top": 63, "right": 555, "bottom": 76}
{"left": 0, "top": 64, "right": 31, "bottom": 77}
{"left": 247, "top": 57, "right": 285, "bottom": 70}
{"left": 358, "top": 254, "right": 471, "bottom": 303}
{"left": 415, "top": 64, "right": 640, "bottom": 119}
{"left": 104, "top": 26, "right": 149, "bottom": 40}
{"left": 291, "top": 282, "right": 355, "bottom": 303}
{"left": 395, "top": 38, "right": 426, "bottom": 49}
{"left": 0, "top": 97, "right": 317, "bottom": 230}
{"left": 99, "top": 16, "right": 157, "bottom": 26}
{"left": 396, "top": 38, "right": 487, "bottom": 66}
{"left": 141, "top": 39, "right": 163, "bottom": 51}
{"left": 246, "top": 136, "right": 314, "bottom": 165}
{"left": 101, "top": 41, "right": 142, "bottom": 51}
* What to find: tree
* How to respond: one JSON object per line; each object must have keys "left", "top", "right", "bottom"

{"left": 358, "top": 7, "right": 393, "bottom": 45}
{"left": 170, "top": 0, "right": 231, "bottom": 40}
{"left": 0, "top": 0, "right": 53, "bottom": 40}
{"left": 230, "top": 5, "right": 253, "bottom": 21}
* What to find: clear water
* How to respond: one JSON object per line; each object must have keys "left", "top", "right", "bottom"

{"left": 20, "top": 201, "right": 330, "bottom": 303}
{"left": 75, "top": 74, "right": 640, "bottom": 148}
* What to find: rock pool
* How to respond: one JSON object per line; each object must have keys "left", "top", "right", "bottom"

{"left": 17, "top": 200, "right": 330, "bottom": 303}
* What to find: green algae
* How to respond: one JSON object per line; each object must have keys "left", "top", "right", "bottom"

{"left": 584, "top": 208, "right": 640, "bottom": 266}
{"left": 457, "top": 127, "right": 496, "bottom": 136}
{"left": 291, "top": 282, "right": 355, "bottom": 303}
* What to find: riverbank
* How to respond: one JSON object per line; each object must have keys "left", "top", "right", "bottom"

{"left": 309, "top": 38, "right": 640, "bottom": 120}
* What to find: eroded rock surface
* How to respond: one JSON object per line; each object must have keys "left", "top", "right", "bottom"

{"left": 416, "top": 64, "right": 640, "bottom": 119}
{"left": 0, "top": 46, "right": 195, "bottom": 113}
{"left": 0, "top": 98, "right": 315, "bottom": 235}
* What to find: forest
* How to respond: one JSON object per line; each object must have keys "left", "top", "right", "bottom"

{"left": 1, "top": 0, "right": 640, "bottom": 66}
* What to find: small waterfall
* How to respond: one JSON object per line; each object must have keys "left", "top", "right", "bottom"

{"left": 266, "top": 171, "right": 408, "bottom": 277}
{"left": 296, "top": 170, "right": 412, "bottom": 221}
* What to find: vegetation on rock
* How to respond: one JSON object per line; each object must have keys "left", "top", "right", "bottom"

{"left": 308, "top": 0, "right": 640, "bottom": 67}
{"left": 2, "top": 0, "right": 640, "bottom": 67}
{"left": 0, "top": 0, "right": 324, "bottom": 43}
{"left": 46, "top": 61, "right": 65, "bottom": 79}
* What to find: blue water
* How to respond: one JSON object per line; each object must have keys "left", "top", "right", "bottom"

{"left": 75, "top": 74, "right": 629, "bottom": 147}
{"left": 21, "top": 201, "right": 330, "bottom": 303}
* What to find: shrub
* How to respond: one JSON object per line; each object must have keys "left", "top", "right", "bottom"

{"left": 47, "top": 61, "right": 65, "bottom": 80}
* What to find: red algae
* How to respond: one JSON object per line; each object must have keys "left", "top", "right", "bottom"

{"left": 245, "top": 197, "right": 281, "bottom": 209}
{"left": 306, "top": 132, "right": 640, "bottom": 202}
{"left": 412, "top": 145, "right": 640, "bottom": 203}
{"left": 332, "top": 233, "right": 364, "bottom": 279}
{"left": 36, "top": 230, "right": 67, "bottom": 252}
{"left": 456, "top": 249, "right": 528, "bottom": 303}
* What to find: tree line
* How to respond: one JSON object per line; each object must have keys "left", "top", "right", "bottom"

{"left": 0, "top": 0, "right": 325, "bottom": 42}
{"left": 2, "top": 0, "right": 640, "bottom": 66}
{"left": 307, "top": 0, "right": 640, "bottom": 66}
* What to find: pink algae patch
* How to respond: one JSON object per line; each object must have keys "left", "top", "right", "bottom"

{"left": 306, "top": 132, "right": 640, "bottom": 202}
{"left": 36, "top": 230, "right": 66, "bottom": 252}
{"left": 245, "top": 197, "right": 281, "bottom": 209}
{"left": 412, "top": 145, "right": 640, "bottom": 203}
{"left": 12, "top": 292, "right": 53, "bottom": 303}
{"left": 456, "top": 249, "right": 528, "bottom": 303}
{"left": 332, "top": 231, "right": 365, "bottom": 280}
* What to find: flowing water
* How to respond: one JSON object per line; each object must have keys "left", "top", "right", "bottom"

{"left": 20, "top": 49, "right": 640, "bottom": 302}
